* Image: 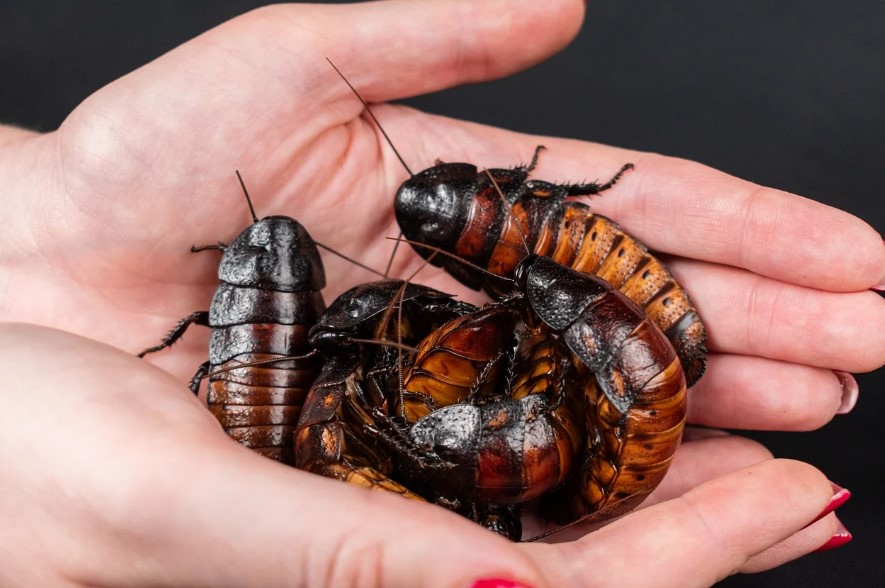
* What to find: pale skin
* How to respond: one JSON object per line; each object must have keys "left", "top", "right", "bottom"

{"left": 1, "top": 0, "right": 883, "bottom": 586}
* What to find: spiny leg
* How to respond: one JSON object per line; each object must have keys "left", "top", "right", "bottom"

{"left": 521, "top": 145, "right": 547, "bottom": 175}
{"left": 137, "top": 311, "right": 210, "bottom": 357}
{"left": 188, "top": 360, "right": 210, "bottom": 395}
{"left": 563, "top": 163, "right": 635, "bottom": 197}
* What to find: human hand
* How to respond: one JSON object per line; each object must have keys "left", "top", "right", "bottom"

{"left": 1, "top": 0, "right": 882, "bottom": 585}
{"left": 0, "top": 324, "right": 849, "bottom": 587}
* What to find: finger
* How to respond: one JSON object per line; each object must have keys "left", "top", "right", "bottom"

{"left": 0, "top": 324, "right": 542, "bottom": 588}
{"left": 592, "top": 153, "right": 885, "bottom": 292}
{"left": 298, "top": 0, "right": 587, "bottom": 102}
{"left": 686, "top": 353, "right": 854, "bottom": 431}
{"left": 650, "top": 432, "right": 773, "bottom": 504}
{"left": 739, "top": 514, "right": 849, "bottom": 574}
{"left": 523, "top": 459, "right": 839, "bottom": 588}
{"left": 379, "top": 111, "right": 885, "bottom": 292}
{"left": 667, "top": 258, "right": 885, "bottom": 372}
{"left": 529, "top": 433, "right": 772, "bottom": 543}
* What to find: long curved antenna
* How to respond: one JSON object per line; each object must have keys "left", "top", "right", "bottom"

{"left": 483, "top": 169, "right": 531, "bottom": 256}
{"left": 325, "top": 58, "right": 414, "bottom": 281}
{"left": 384, "top": 234, "right": 403, "bottom": 280}
{"left": 326, "top": 58, "right": 414, "bottom": 177}
{"left": 315, "top": 241, "right": 386, "bottom": 278}
{"left": 347, "top": 338, "right": 420, "bottom": 354}
{"left": 386, "top": 237, "right": 516, "bottom": 286}
{"left": 235, "top": 170, "right": 259, "bottom": 224}
{"left": 205, "top": 349, "right": 319, "bottom": 378}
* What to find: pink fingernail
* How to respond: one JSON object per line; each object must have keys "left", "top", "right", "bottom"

{"left": 809, "top": 483, "right": 851, "bottom": 525}
{"left": 834, "top": 371, "right": 859, "bottom": 414}
{"left": 470, "top": 579, "right": 535, "bottom": 588}
{"left": 814, "top": 520, "right": 852, "bottom": 553}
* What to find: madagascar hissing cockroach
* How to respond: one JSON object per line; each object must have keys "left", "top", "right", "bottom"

{"left": 294, "top": 280, "right": 474, "bottom": 497}
{"left": 138, "top": 173, "right": 326, "bottom": 465}
{"left": 357, "top": 305, "right": 563, "bottom": 541}
{"left": 370, "top": 324, "right": 585, "bottom": 522}
{"left": 510, "top": 254, "right": 688, "bottom": 524}
{"left": 393, "top": 150, "right": 707, "bottom": 387}
{"left": 371, "top": 253, "right": 687, "bottom": 532}
{"left": 327, "top": 59, "right": 704, "bottom": 386}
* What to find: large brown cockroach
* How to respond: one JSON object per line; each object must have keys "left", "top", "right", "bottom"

{"left": 294, "top": 280, "right": 474, "bottom": 497}
{"left": 328, "top": 58, "right": 704, "bottom": 386}
{"left": 394, "top": 150, "right": 707, "bottom": 387}
{"left": 370, "top": 316, "right": 585, "bottom": 541}
{"left": 372, "top": 254, "right": 686, "bottom": 531}
{"left": 511, "top": 254, "right": 688, "bottom": 524}
{"left": 138, "top": 174, "right": 326, "bottom": 464}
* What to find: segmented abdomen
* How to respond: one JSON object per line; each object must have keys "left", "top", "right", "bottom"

{"left": 478, "top": 196, "right": 706, "bottom": 387}
{"left": 401, "top": 305, "right": 518, "bottom": 422}
{"left": 208, "top": 285, "right": 325, "bottom": 465}
{"left": 541, "top": 317, "right": 688, "bottom": 523}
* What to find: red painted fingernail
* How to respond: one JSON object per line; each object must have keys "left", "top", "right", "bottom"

{"left": 814, "top": 520, "right": 852, "bottom": 553}
{"left": 470, "top": 580, "right": 535, "bottom": 588}
{"left": 810, "top": 483, "right": 851, "bottom": 525}
{"left": 834, "top": 371, "right": 859, "bottom": 414}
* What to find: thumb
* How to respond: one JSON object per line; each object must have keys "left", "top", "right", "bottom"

{"left": 145, "top": 452, "right": 544, "bottom": 588}
{"left": 0, "top": 324, "right": 540, "bottom": 588}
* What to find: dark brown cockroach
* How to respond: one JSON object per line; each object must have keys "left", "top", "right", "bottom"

{"left": 138, "top": 174, "right": 326, "bottom": 465}
{"left": 511, "top": 254, "right": 688, "bottom": 524}
{"left": 294, "top": 280, "right": 474, "bottom": 497}
{"left": 371, "top": 251, "right": 687, "bottom": 532}
{"left": 370, "top": 321, "right": 586, "bottom": 541}
{"left": 327, "top": 60, "right": 703, "bottom": 386}
{"left": 394, "top": 151, "right": 707, "bottom": 387}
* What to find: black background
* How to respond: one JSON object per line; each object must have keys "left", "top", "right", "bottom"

{"left": 2, "top": 1, "right": 883, "bottom": 586}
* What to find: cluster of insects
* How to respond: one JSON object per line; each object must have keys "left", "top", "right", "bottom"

{"left": 139, "top": 65, "right": 706, "bottom": 541}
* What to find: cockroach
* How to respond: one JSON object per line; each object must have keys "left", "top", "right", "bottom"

{"left": 138, "top": 173, "right": 326, "bottom": 465}
{"left": 377, "top": 239, "right": 686, "bottom": 529}
{"left": 327, "top": 61, "right": 687, "bottom": 533}
{"left": 370, "top": 324, "right": 585, "bottom": 542}
{"left": 325, "top": 59, "right": 705, "bottom": 386}
{"left": 511, "top": 254, "right": 688, "bottom": 524}
{"left": 294, "top": 280, "right": 474, "bottom": 496}
{"left": 394, "top": 152, "right": 707, "bottom": 387}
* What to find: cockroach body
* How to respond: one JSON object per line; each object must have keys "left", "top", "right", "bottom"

{"left": 394, "top": 151, "right": 707, "bottom": 387}
{"left": 512, "top": 254, "right": 688, "bottom": 524}
{"left": 139, "top": 179, "right": 326, "bottom": 465}
{"left": 294, "top": 280, "right": 474, "bottom": 496}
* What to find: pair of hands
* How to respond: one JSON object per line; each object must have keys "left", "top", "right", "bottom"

{"left": 1, "top": 0, "right": 883, "bottom": 586}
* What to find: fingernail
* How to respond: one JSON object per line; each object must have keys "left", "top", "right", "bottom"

{"left": 834, "top": 371, "right": 859, "bottom": 414}
{"left": 470, "top": 580, "right": 535, "bottom": 588}
{"left": 809, "top": 483, "right": 851, "bottom": 525}
{"left": 814, "top": 520, "right": 852, "bottom": 553}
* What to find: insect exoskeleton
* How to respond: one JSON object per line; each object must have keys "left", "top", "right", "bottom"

{"left": 393, "top": 150, "right": 707, "bottom": 388}
{"left": 294, "top": 280, "right": 474, "bottom": 498}
{"left": 512, "top": 254, "right": 688, "bottom": 524}
{"left": 138, "top": 176, "right": 326, "bottom": 465}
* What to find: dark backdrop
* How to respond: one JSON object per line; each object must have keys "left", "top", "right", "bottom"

{"left": 2, "top": 1, "right": 882, "bottom": 586}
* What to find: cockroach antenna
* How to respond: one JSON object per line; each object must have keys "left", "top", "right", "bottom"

{"left": 484, "top": 169, "right": 531, "bottom": 256}
{"left": 325, "top": 57, "right": 414, "bottom": 177}
{"left": 235, "top": 170, "right": 259, "bottom": 224}
{"left": 325, "top": 57, "right": 413, "bottom": 278}
{"left": 314, "top": 241, "right": 386, "bottom": 278}
{"left": 386, "top": 236, "right": 516, "bottom": 286}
